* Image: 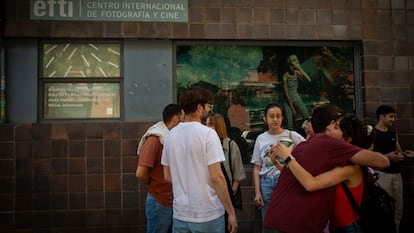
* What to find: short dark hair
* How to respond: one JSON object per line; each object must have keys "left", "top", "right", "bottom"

{"left": 311, "top": 104, "right": 343, "bottom": 133}
{"left": 376, "top": 105, "right": 396, "bottom": 120}
{"left": 163, "top": 104, "right": 181, "bottom": 124}
{"left": 340, "top": 116, "right": 373, "bottom": 149}
{"left": 179, "top": 87, "right": 214, "bottom": 114}
{"left": 264, "top": 102, "right": 283, "bottom": 116}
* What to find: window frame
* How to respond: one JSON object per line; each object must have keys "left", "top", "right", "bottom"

{"left": 38, "top": 39, "right": 124, "bottom": 122}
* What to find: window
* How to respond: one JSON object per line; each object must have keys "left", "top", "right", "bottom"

{"left": 39, "top": 40, "right": 122, "bottom": 120}
{"left": 175, "top": 41, "right": 361, "bottom": 163}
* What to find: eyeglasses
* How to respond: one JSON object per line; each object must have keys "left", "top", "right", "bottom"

{"left": 206, "top": 103, "right": 214, "bottom": 111}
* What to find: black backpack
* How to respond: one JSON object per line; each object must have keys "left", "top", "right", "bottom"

{"left": 341, "top": 169, "right": 396, "bottom": 233}
{"left": 228, "top": 127, "right": 250, "bottom": 164}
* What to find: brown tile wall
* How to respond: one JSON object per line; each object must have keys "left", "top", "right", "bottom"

{"left": 1, "top": 0, "right": 414, "bottom": 232}
{"left": 0, "top": 122, "right": 258, "bottom": 232}
{"left": 0, "top": 121, "right": 411, "bottom": 232}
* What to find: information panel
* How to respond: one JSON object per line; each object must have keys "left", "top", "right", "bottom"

{"left": 43, "top": 83, "right": 120, "bottom": 119}
{"left": 30, "top": 0, "right": 188, "bottom": 22}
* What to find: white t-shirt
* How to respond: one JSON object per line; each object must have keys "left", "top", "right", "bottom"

{"left": 251, "top": 130, "right": 305, "bottom": 177}
{"left": 161, "top": 121, "right": 226, "bottom": 223}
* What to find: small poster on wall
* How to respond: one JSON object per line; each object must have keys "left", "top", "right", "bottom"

{"left": 43, "top": 83, "right": 120, "bottom": 119}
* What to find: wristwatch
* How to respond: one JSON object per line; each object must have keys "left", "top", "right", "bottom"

{"left": 284, "top": 155, "right": 294, "bottom": 164}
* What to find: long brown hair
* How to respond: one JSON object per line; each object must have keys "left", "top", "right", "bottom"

{"left": 207, "top": 113, "right": 228, "bottom": 140}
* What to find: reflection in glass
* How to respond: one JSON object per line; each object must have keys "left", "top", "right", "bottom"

{"left": 176, "top": 44, "right": 357, "bottom": 163}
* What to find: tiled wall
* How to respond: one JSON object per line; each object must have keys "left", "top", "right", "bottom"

{"left": 1, "top": 0, "right": 414, "bottom": 232}
{"left": 0, "top": 122, "right": 145, "bottom": 232}
{"left": 1, "top": 124, "right": 414, "bottom": 233}
{"left": 0, "top": 122, "right": 260, "bottom": 232}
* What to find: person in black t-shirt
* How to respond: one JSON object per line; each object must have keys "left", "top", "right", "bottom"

{"left": 371, "top": 105, "right": 414, "bottom": 232}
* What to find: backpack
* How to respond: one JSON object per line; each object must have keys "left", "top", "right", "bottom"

{"left": 341, "top": 169, "right": 396, "bottom": 233}
{"left": 228, "top": 127, "right": 250, "bottom": 164}
{"left": 220, "top": 139, "right": 243, "bottom": 210}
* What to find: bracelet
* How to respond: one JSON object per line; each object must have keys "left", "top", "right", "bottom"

{"left": 284, "top": 155, "right": 294, "bottom": 164}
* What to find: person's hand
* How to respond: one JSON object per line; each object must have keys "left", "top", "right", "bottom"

{"left": 403, "top": 150, "right": 414, "bottom": 158}
{"left": 291, "top": 60, "right": 301, "bottom": 70}
{"left": 271, "top": 142, "right": 293, "bottom": 161}
{"left": 254, "top": 194, "right": 264, "bottom": 209}
{"left": 227, "top": 213, "right": 238, "bottom": 233}
{"left": 387, "top": 151, "right": 404, "bottom": 162}
{"left": 231, "top": 183, "right": 239, "bottom": 194}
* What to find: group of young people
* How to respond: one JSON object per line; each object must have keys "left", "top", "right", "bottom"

{"left": 136, "top": 87, "right": 241, "bottom": 233}
{"left": 135, "top": 86, "right": 413, "bottom": 233}
{"left": 253, "top": 103, "right": 413, "bottom": 233}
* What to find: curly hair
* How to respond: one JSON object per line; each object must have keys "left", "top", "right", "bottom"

{"left": 179, "top": 87, "right": 215, "bottom": 114}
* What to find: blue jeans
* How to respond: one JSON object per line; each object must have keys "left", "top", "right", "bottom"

{"left": 334, "top": 221, "right": 363, "bottom": 233}
{"left": 260, "top": 175, "right": 280, "bottom": 219}
{"left": 172, "top": 215, "right": 225, "bottom": 233}
{"left": 146, "top": 193, "right": 173, "bottom": 233}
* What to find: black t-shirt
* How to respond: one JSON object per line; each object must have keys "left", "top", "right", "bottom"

{"left": 373, "top": 128, "right": 400, "bottom": 173}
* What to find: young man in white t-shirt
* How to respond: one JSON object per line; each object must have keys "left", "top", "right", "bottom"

{"left": 161, "top": 87, "right": 238, "bottom": 233}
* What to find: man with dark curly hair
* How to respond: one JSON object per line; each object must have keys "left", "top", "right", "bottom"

{"left": 162, "top": 87, "right": 238, "bottom": 233}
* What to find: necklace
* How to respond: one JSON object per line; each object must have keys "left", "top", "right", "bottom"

{"left": 375, "top": 124, "right": 388, "bottom": 132}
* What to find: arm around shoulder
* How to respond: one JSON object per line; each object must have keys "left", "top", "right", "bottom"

{"left": 350, "top": 149, "right": 390, "bottom": 169}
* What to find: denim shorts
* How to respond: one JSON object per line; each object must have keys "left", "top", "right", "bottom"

{"left": 145, "top": 192, "right": 173, "bottom": 233}
{"left": 172, "top": 215, "right": 225, "bottom": 233}
{"left": 260, "top": 175, "right": 280, "bottom": 219}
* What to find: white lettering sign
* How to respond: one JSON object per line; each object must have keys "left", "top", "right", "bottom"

{"left": 31, "top": 0, "right": 188, "bottom": 22}
{"left": 33, "top": 0, "right": 73, "bottom": 17}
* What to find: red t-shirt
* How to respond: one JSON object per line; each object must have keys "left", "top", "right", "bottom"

{"left": 332, "top": 179, "right": 363, "bottom": 228}
{"left": 138, "top": 135, "right": 173, "bottom": 207}
{"left": 263, "top": 134, "right": 362, "bottom": 233}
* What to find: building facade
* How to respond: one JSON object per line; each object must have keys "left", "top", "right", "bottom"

{"left": 0, "top": 0, "right": 413, "bottom": 232}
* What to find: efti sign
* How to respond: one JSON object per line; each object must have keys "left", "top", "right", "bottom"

{"left": 30, "top": 0, "right": 188, "bottom": 22}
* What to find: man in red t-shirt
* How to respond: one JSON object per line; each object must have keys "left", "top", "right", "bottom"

{"left": 136, "top": 104, "right": 183, "bottom": 233}
{"left": 263, "top": 104, "right": 390, "bottom": 233}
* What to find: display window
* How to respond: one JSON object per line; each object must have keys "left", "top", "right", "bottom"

{"left": 175, "top": 41, "right": 361, "bottom": 163}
